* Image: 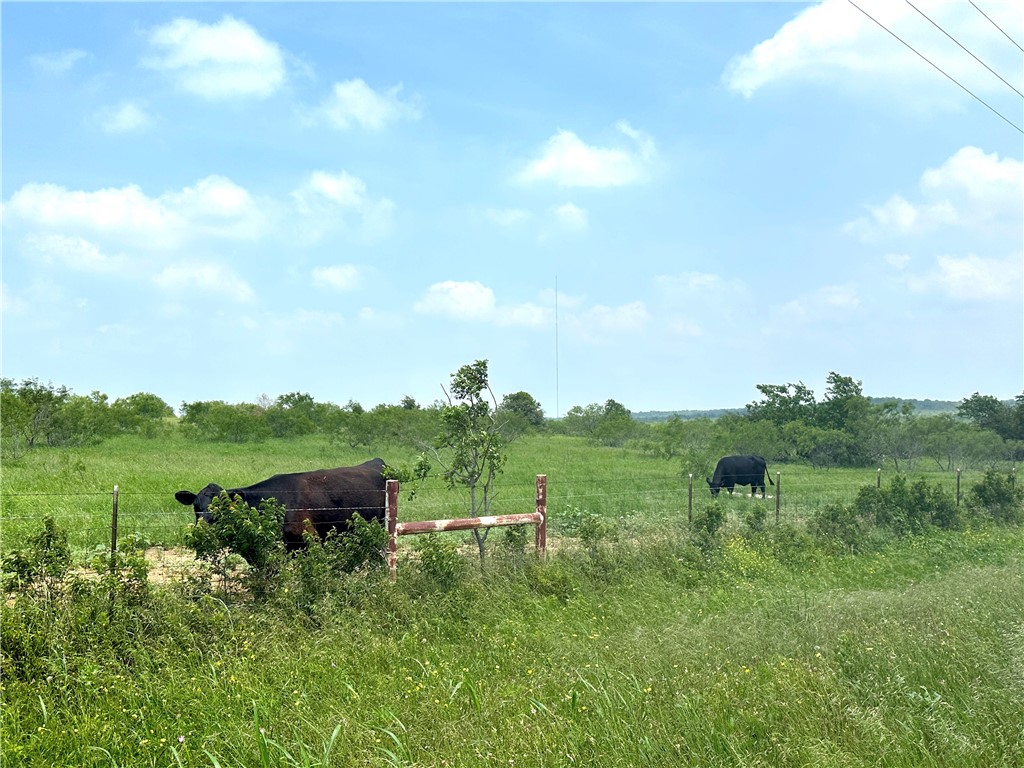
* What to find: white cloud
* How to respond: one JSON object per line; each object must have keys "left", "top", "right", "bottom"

{"left": 885, "top": 253, "right": 911, "bottom": 269}
{"left": 496, "top": 303, "right": 548, "bottom": 328}
{"left": 414, "top": 281, "right": 496, "bottom": 321}
{"left": 553, "top": 203, "right": 588, "bottom": 231}
{"left": 312, "top": 265, "right": 361, "bottom": 292}
{"left": 153, "top": 262, "right": 255, "bottom": 303}
{"left": 654, "top": 271, "right": 723, "bottom": 292}
{"left": 724, "top": 0, "right": 1022, "bottom": 102}
{"left": 95, "top": 102, "right": 152, "bottom": 134}
{"left": 144, "top": 15, "right": 286, "bottom": 99}
{"left": 4, "top": 177, "right": 266, "bottom": 247}
{"left": 486, "top": 208, "right": 531, "bottom": 227}
{"left": 1, "top": 283, "right": 29, "bottom": 316}
{"left": 413, "top": 281, "right": 550, "bottom": 328}
{"left": 921, "top": 146, "right": 1023, "bottom": 214}
{"left": 291, "top": 170, "right": 395, "bottom": 241}
{"left": 778, "top": 284, "right": 860, "bottom": 324}
{"left": 580, "top": 301, "right": 651, "bottom": 333}
{"left": 30, "top": 49, "right": 89, "bottom": 74}
{"left": 908, "top": 253, "right": 1023, "bottom": 301}
{"left": 23, "top": 234, "right": 125, "bottom": 274}
{"left": 844, "top": 146, "right": 1023, "bottom": 240}
{"left": 517, "top": 121, "right": 656, "bottom": 188}
{"left": 317, "top": 79, "right": 421, "bottom": 130}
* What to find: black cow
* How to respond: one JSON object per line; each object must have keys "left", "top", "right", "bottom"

{"left": 175, "top": 458, "right": 387, "bottom": 549}
{"left": 706, "top": 455, "right": 774, "bottom": 498}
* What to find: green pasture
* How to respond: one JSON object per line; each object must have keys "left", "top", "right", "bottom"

{"left": 0, "top": 433, "right": 992, "bottom": 554}
{"left": 2, "top": 434, "right": 1023, "bottom": 767}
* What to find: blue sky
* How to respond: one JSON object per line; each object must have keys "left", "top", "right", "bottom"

{"left": 2, "top": 1, "right": 1022, "bottom": 416}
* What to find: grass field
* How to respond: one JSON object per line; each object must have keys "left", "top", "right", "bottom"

{"left": 0, "top": 433, "right": 991, "bottom": 553}
{"left": 2, "top": 435, "right": 1021, "bottom": 767}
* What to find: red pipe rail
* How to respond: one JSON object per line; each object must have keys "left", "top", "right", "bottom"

{"left": 385, "top": 475, "right": 547, "bottom": 581}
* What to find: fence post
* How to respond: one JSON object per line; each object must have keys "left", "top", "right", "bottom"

{"left": 775, "top": 472, "right": 781, "bottom": 524}
{"left": 876, "top": 468, "right": 882, "bottom": 489}
{"left": 956, "top": 468, "right": 962, "bottom": 506}
{"left": 386, "top": 479, "right": 399, "bottom": 582}
{"left": 535, "top": 474, "right": 547, "bottom": 559}
{"left": 687, "top": 474, "right": 693, "bottom": 524}
{"left": 110, "top": 485, "right": 119, "bottom": 573}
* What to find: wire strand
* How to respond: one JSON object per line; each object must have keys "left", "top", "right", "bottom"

{"left": 906, "top": 0, "right": 1023, "bottom": 99}
{"left": 970, "top": 0, "right": 1024, "bottom": 54}
{"left": 849, "top": 0, "right": 1023, "bottom": 134}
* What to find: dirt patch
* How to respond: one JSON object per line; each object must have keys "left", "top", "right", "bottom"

{"left": 143, "top": 546, "right": 202, "bottom": 584}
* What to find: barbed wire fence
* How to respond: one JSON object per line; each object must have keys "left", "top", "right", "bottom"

{"left": 2, "top": 465, "right": 1013, "bottom": 559}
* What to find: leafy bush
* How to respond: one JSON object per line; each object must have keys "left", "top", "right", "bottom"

{"left": 690, "top": 501, "right": 726, "bottom": 552}
{"left": 967, "top": 469, "right": 1023, "bottom": 525}
{"left": 411, "top": 534, "right": 466, "bottom": 591}
{"left": 809, "top": 502, "right": 870, "bottom": 554}
{"left": 183, "top": 493, "right": 286, "bottom": 599}
{"left": 845, "top": 475, "right": 962, "bottom": 542}
{"left": 2, "top": 516, "right": 72, "bottom": 595}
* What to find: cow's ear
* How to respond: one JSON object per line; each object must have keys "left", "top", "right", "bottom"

{"left": 175, "top": 490, "right": 197, "bottom": 506}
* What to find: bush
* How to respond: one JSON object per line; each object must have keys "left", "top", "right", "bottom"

{"left": 412, "top": 534, "right": 466, "bottom": 591}
{"left": 967, "top": 469, "right": 1023, "bottom": 525}
{"left": 852, "top": 476, "right": 958, "bottom": 538}
{"left": 810, "top": 502, "right": 870, "bottom": 554}
{"left": 2, "top": 516, "right": 72, "bottom": 596}
{"left": 183, "top": 493, "right": 286, "bottom": 599}
{"left": 690, "top": 500, "right": 726, "bottom": 552}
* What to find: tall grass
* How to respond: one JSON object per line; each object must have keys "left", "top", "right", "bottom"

{"left": 3, "top": 526, "right": 1022, "bottom": 767}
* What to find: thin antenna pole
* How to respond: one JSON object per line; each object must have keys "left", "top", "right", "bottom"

{"left": 554, "top": 274, "right": 560, "bottom": 419}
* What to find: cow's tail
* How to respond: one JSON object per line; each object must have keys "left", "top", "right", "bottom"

{"left": 767, "top": 468, "right": 775, "bottom": 485}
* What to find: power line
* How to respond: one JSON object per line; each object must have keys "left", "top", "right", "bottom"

{"left": 848, "top": 0, "right": 1023, "bottom": 134}
{"left": 906, "top": 0, "right": 1023, "bottom": 99}
{"left": 970, "top": 0, "right": 1024, "bottom": 54}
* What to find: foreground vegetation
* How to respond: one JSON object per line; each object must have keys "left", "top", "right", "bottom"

{"left": 3, "top": 364, "right": 1022, "bottom": 766}
{"left": 3, "top": 431, "right": 1022, "bottom": 767}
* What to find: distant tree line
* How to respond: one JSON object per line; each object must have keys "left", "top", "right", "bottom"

{"left": 2, "top": 372, "right": 1021, "bottom": 470}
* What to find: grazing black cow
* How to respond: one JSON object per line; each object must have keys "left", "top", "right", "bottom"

{"left": 706, "top": 455, "right": 774, "bottom": 498}
{"left": 175, "top": 458, "right": 387, "bottom": 549}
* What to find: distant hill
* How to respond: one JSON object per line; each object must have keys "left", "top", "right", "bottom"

{"left": 633, "top": 398, "right": 963, "bottom": 423}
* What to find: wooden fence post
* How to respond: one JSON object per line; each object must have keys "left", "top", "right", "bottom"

{"left": 535, "top": 474, "right": 547, "bottom": 559}
{"left": 386, "top": 479, "right": 399, "bottom": 582}
{"left": 956, "top": 468, "right": 962, "bottom": 506}
{"left": 877, "top": 468, "right": 882, "bottom": 488}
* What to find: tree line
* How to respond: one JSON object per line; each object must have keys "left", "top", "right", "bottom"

{"left": 2, "top": 371, "right": 1021, "bottom": 470}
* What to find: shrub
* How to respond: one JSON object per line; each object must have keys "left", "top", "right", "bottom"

{"left": 412, "top": 534, "right": 465, "bottom": 591}
{"left": 810, "top": 502, "right": 870, "bottom": 554}
{"left": 2, "top": 516, "right": 72, "bottom": 596}
{"left": 741, "top": 502, "right": 769, "bottom": 536}
{"left": 183, "top": 493, "right": 286, "bottom": 599}
{"left": 967, "top": 469, "right": 1024, "bottom": 525}
{"left": 851, "top": 476, "right": 962, "bottom": 538}
{"left": 689, "top": 500, "right": 726, "bottom": 554}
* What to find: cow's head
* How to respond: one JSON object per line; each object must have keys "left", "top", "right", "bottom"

{"left": 705, "top": 477, "right": 721, "bottom": 498}
{"left": 174, "top": 483, "right": 224, "bottom": 523}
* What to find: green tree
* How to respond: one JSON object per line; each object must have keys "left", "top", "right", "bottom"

{"left": 745, "top": 381, "right": 817, "bottom": 426}
{"left": 957, "top": 393, "right": 1010, "bottom": 437}
{"left": 419, "top": 360, "right": 509, "bottom": 561}
{"left": 498, "top": 391, "right": 545, "bottom": 430}
{"left": 0, "top": 378, "right": 71, "bottom": 451}
{"left": 111, "top": 392, "right": 174, "bottom": 437}
{"left": 179, "top": 400, "right": 271, "bottom": 443}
